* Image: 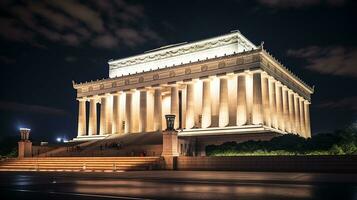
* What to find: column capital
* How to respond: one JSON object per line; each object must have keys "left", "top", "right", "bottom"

{"left": 227, "top": 72, "right": 236, "bottom": 76}
{"left": 268, "top": 76, "right": 276, "bottom": 81}
{"left": 244, "top": 69, "right": 251, "bottom": 74}
{"left": 123, "top": 89, "right": 136, "bottom": 93}
{"left": 77, "top": 97, "right": 87, "bottom": 102}
{"left": 217, "top": 74, "right": 228, "bottom": 79}
{"left": 87, "top": 95, "right": 100, "bottom": 100}
{"left": 167, "top": 82, "right": 178, "bottom": 87}
{"left": 276, "top": 81, "right": 282, "bottom": 86}
{"left": 287, "top": 89, "right": 295, "bottom": 95}
{"left": 251, "top": 69, "right": 264, "bottom": 74}
{"left": 110, "top": 91, "right": 122, "bottom": 96}
{"left": 97, "top": 93, "right": 111, "bottom": 98}
{"left": 136, "top": 86, "right": 148, "bottom": 91}
{"left": 201, "top": 77, "right": 211, "bottom": 82}
{"left": 150, "top": 84, "right": 162, "bottom": 89}
{"left": 261, "top": 71, "right": 269, "bottom": 78}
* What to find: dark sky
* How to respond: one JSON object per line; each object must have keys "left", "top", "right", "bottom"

{"left": 0, "top": 0, "right": 356, "bottom": 142}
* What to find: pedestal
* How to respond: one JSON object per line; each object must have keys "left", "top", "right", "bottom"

{"left": 162, "top": 130, "right": 179, "bottom": 170}
{"left": 18, "top": 141, "right": 32, "bottom": 158}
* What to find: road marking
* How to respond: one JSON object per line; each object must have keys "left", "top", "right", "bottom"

{"left": 6, "top": 189, "right": 154, "bottom": 200}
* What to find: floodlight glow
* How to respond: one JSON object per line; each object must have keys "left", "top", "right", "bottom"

{"left": 56, "top": 137, "right": 61, "bottom": 142}
{"left": 19, "top": 128, "right": 31, "bottom": 131}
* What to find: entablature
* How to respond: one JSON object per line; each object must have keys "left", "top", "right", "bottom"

{"left": 73, "top": 48, "right": 313, "bottom": 101}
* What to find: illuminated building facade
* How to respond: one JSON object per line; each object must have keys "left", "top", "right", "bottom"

{"left": 73, "top": 31, "right": 313, "bottom": 154}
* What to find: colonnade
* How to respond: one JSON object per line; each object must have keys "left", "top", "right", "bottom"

{"left": 77, "top": 70, "right": 311, "bottom": 138}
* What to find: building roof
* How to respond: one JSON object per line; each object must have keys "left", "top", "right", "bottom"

{"left": 108, "top": 31, "right": 257, "bottom": 78}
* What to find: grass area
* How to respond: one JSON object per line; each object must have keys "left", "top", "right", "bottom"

{"left": 206, "top": 127, "right": 357, "bottom": 156}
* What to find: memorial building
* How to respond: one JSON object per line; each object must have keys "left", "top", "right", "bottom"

{"left": 72, "top": 31, "right": 313, "bottom": 155}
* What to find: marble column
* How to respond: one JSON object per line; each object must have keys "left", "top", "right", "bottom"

{"left": 106, "top": 95, "right": 113, "bottom": 134}
{"left": 245, "top": 72, "right": 253, "bottom": 124}
{"left": 139, "top": 90, "right": 147, "bottom": 132}
{"left": 299, "top": 98, "right": 306, "bottom": 137}
{"left": 268, "top": 78, "right": 278, "bottom": 129}
{"left": 77, "top": 99, "right": 87, "bottom": 137}
{"left": 261, "top": 74, "right": 271, "bottom": 127}
{"left": 112, "top": 93, "right": 121, "bottom": 134}
{"left": 125, "top": 92, "right": 132, "bottom": 133}
{"left": 154, "top": 88, "right": 162, "bottom": 131}
{"left": 294, "top": 94, "right": 301, "bottom": 135}
{"left": 227, "top": 74, "right": 237, "bottom": 126}
{"left": 88, "top": 98, "right": 97, "bottom": 136}
{"left": 252, "top": 73, "right": 263, "bottom": 125}
{"left": 146, "top": 89, "right": 154, "bottom": 132}
{"left": 99, "top": 96, "right": 107, "bottom": 135}
{"left": 219, "top": 77, "right": 229, "bottom": 127}
{"left": 304, "top": 101, "right": 311, "bottom": 138}
{"left": 201, "top": 79, "right": 211, "bottom": 128}
{"left": 276, "top": 82, "right": 284, "bottom": 131}
{"left": 236, "top": 74, "right": 247, "bottom": 126}
{"left": 288, "top": 91, "right": 296, "bottom": 134}
{"left": 170, "top": 85, "right": 179, "bottom": 129}
{"left": 186, "top": 83, "right": 195, "bottom": 129}
{"left": 282, "top": 87, "right": 290, "bottom": 132}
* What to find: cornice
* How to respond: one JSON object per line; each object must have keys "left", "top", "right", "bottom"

{"left": 108, "top": 32, "right": 256, "bottom": 69}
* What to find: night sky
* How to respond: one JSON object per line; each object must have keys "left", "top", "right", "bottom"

{"left": 0, "top": 0, "right": 356, "bottom": 142}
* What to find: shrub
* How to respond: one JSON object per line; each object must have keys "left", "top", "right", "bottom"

{"left": 206, "top": 127, "right": 357, "bottom": 156}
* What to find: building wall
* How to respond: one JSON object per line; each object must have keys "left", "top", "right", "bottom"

{"left": 175, "top": 156, "right": 357, "bottom": 172}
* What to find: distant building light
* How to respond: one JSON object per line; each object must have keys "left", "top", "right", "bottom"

{"left": 56, "top": 137, "right": 62, "bottom": 142}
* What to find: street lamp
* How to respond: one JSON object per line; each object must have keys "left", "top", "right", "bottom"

{"left": 19, "top": 128, "right": 31, "bottom": 141}
{"left": 165, "top": 114, "right": 176, "bottom": 131}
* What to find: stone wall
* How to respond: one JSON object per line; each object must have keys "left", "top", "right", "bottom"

{"left": 176, "top": 156, "right": 357, "bottom": 173}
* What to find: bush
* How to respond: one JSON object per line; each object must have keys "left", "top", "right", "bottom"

{"left": 206, "top": 127, "right": 357, "bottom": 156}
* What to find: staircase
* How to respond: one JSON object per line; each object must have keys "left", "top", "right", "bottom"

{"left": 0, "top": 157, "right": 161, "bottom": 172}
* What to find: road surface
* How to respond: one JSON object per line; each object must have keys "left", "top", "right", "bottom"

{"left": 0, "top": 171, "right": 356, "bottom": 200}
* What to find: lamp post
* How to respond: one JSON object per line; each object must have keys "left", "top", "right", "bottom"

{"left": 19, "top": 128, "right": 31, "bottom": 141}
{"left": 162, "top": 114, "right": 179, "bottom": 170}
{"left": 165, "top": 114, "right": 176, "bottom": 131}
{"left": 18, "top": 128, "right": 32, "bottom": 158}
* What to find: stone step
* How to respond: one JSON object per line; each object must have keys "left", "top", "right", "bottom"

{"left": 0, "top": 165, "right": 149, "bottom": 169}
{"left": 12, "top": 157, "right": 159, "bottom": 160}
{"left": 0, "top": 157, "right": 160, "bottom": 172}
{"left": 0, "top": 163, "right": 153, "bottom": 166}
{"left": 3, "top": 160, "right": 157, "bottom": 163}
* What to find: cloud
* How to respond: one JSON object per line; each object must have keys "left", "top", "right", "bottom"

{"left": 48, "top": 0, "right": 104, "bottom": 33}
{"left": 0, "top": 17, "right": 34, "bottom": 42}
{"left": 116, "top": 28, "right": 145, "bottom": 47}
{"left": 0, "top": 101, "right": 70, "bottom": 116}
{"left": 91, "top": 34, "right": 119, "bottom": 49}
{"left": 0, "top": 1, "right": 162, "bottom": 49}
{"left": 257, "top": 0, "right": 345, "bottom": 8}
{"left": 318, "top": 96, "right": 357, "bottom": 111}
{"left": 287, "top": 46, "right": 357, "bottom": 78}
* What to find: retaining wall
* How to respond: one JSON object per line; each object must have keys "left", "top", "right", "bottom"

{"left": 175, "top": 156, "right": 357, "bottom": 173}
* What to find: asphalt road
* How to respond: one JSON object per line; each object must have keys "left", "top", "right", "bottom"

{"left": 0, "top": 171, "right": 356, "bottom": 200}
